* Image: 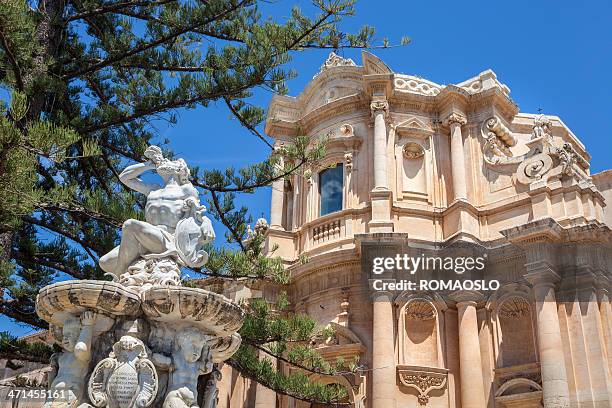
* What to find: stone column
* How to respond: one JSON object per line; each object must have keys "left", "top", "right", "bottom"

{"left": 371, "top": 100, "right": 389, "bottom": 190}
{"left": 525, "top": 268, "right": 571, "bottom": 408}
{"left": 597, "top": 280, "right": 612, "bottom": 377}
{"left": 291, "top": 175, "right": 300, "bottom": 228}
{"left": 450, "top": 291, "right": 486, "bottom": 408}
{"left": 368, "top": 100, "right": 393, "bottom": 232}
{"left": 254, "top": 350, "right": 277, "bottom": 408}
{"left": 372, "top": 291, "right": 396, "bottom": 408}
{"left": 445, "top": 113, "right": 468, "bottom": 201}
{"left": 270, "top": 155, "right": 285, "bottom": 229}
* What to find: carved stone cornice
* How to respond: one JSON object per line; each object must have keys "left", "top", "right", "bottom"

{"left": 444, "top": 112, "right": 467, "bottom": 127}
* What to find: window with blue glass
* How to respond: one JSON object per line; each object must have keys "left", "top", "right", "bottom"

{"left": 319, "top": 164, "right": 343, "bottom": 216}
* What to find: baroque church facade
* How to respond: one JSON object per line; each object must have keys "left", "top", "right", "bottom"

{"left": 2, "top": 52, "right": 612, "bottom": 408}
{"left": 212, "top": 52, "right": 612, "bottom": 408}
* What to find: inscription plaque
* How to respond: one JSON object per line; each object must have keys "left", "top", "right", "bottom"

{"left": 88, "top": 336, "right": 158, "bottom": 407}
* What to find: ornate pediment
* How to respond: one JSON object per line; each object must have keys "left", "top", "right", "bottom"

{"left": 395, "top": 117, "right": 434, "bottom": 138}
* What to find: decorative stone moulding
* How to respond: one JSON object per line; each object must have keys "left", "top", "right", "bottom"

{"left": 403, "top": 142, "right": 425, "bottom": 159}
{"left": 516, "top": 153, "right": 553, "bottom": 185}
{"left": 498, "top": 296, "right": 531, "bottom": 319}
{"left": 312, "top": 219, "right": 341, "bottom": 243}
{"left": 397, "top": 365, "right": 449, "bottom": 406}
{"left": 344, "top": 152, "right": 353, "bottom": 171}
{"left": 394, "top": 75, "right": 441, "bottom": 96}
{"left": 531, "top": 114, "right": 552, "bottom": 140}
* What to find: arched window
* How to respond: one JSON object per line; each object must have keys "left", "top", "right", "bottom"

{"left": 319, "top": 164, "right": 343, "bottom": 216}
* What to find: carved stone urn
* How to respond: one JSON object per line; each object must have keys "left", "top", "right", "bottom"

{"left": 35, "top": 146, "right": 245, "bottom": 408}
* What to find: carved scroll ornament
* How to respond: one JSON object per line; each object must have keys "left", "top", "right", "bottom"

{"left": 481, "top": 117, "right": 521, "bottom": 166}
{"left": 481, "top": 116, "right": 589, "bottom": 185}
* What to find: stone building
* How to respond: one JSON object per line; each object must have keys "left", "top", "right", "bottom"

{"left": 212, "top": 51, "right": 612, "bottom": 408}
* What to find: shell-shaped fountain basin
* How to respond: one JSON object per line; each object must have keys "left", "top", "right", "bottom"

{"left": 36, "top": 280, "right": 141, "bottom": 326}
{"left": 141, "top": 286, "right": 245, "bottom": 337}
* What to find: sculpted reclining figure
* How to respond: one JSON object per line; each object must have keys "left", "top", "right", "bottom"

{"left": 99, "top": 146, "right": 215, "bottom": 282}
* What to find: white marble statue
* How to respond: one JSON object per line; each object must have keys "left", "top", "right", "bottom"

{"left": 151, "top": 327, "right": 214, "bottom": 408}
{"left": 44, "top": 312, "right": 98, "bottom": 408}
{"left": 99, "top": 146, "right": 215, "bottom": 287}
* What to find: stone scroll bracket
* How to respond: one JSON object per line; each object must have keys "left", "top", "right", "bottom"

{"left": 397, "top": 365, "right": 449, "bottom": 406}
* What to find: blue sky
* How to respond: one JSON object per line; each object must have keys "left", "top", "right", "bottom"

{"left": 3, "top": 0, "right": 611, "bottom": 336}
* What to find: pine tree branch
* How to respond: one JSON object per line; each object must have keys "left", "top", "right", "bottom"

{"left": 36, "top": 202, "right": 122, "bottom": 228}
{"left": 65, "top": 0, "right": 176, "bottom": 23}
{"left": 247, "top": 342, "right": 339, "bottom": 377}
{"left": 0, "top": 301, "right": 46, "bottom": 330}
{"left": 0, "top": 333, "right": 53, "bottom": 364}
{"left": 222, "top": 96, "right": 273, "bottom": 149}
{"left": 62, "top": 0, "right": 253, "bottom": 79}
{"left": 78, "top": 76, "right": 266, "bottom": 135}
{"left": 0, "top": 28, "right": 24, "bottom": 91}
{"left": 192, "top": 157, "right": 307, "bottom": 192}
{"left": 115, "top": 62, "right": 208, "bottom": 72}
{"left": 13, "top": 253, "right": 87, "bottom": 279}
{"left": 209, "top": 190, "right": 246, "bottom": 251}
{"left": 23, "top": 216, "right": 105, "bottom": 256}
{"left": 226, "top": 358, "right": 350, "bottom": 406}
{"left": 111, "top": 8, "right": 247, "bottom": 44}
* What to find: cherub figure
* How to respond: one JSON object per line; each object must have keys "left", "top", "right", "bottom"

{"left": 153, "top": 327, "right": 213, "bottom": 408}
{"left": 44, "top": 311, "right": 97, "bottom": 408}
{"left": 532, "top": 114, "right": 552, "bottom": 140}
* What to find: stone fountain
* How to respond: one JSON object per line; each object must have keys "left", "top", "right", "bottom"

{"left": 35, "top": 146, "right": 244, "bottom": 408}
